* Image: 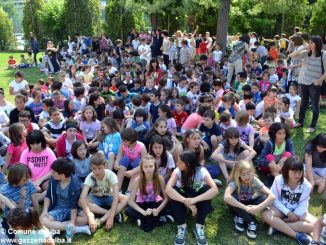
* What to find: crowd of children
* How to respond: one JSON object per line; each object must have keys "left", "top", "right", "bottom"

{"left": 0, "top": 28, "right": 326, "bottom": 245}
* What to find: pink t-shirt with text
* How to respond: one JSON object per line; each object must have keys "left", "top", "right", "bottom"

{"left": 20, "top": 147, "right": 57, "bottom": 181}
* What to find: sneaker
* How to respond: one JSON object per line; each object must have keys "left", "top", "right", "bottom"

{"left": 234, "top": 216, "right": 244, "bottom": 232}
{"left": 213, "top": 179, "right": 223, "bottom": 187}
{"left": 296, "top": 232, "right": 312, "bottom": 245}
{"left": 136, "top": 219, "right": 141, "bottom": 227}
{"left": 174, "top": 226, "right": 187, "bottom": 245}
{"left": 193, "top": 226, "right": 208, "bottom": 245}
{"left": 247, "top": 222, "right": 257, "bottom": 239}
{"left": 159, "top": 215, "right": 174, "bottom": 224}
{"left": 114, "top": 213, "right": 123, "bottom": 223}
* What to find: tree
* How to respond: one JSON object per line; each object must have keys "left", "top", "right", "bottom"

{"left": 216, "top": 0, "right": 230, "bottom": 53}
{"left": 0, "top": 7, "right": 14, "bottom": 50}
{"left": 104, "top": 0, "right": 147, "bottom": 42}
{"left": 23, "top": 0, "right": 44, "bottom": 42}
{"left": 63, "top": 0, "right": 101, "bottom": 37}
{"left": 310, "top": 0, "right": 326, "bottom": 34}
{"left": 0, "top": 0, "right": 21, "bottom": 33}
{"left": 38, "top": 0, "right": 65, "bottom": 43}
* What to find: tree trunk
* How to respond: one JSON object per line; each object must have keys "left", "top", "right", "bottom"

{"left": 151, "top": 13, "right": 157, "bottom": 30}
{"left": 215, "top": 0, "right": 231, "bottom": 53}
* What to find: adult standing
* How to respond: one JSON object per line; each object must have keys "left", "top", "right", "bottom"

{"left": 46, "top": 41, "right": 60, "bottom": 74}
{"left": 226, "top": 34, "right": 252, "bottom": 88}
{"left": 29, "top": 32, "right": 39, "bottom": 66}
{"left": 151, "top": 29, "right": 163, "bottom": 58}
{"left": 290, "top": 36, "right": 326, "bottom": 133}
{"left": 161, "top": 30, "right": 170, "bottom": 67}
{"left": 287, "top": 35, "right": 304, "bottom": 90}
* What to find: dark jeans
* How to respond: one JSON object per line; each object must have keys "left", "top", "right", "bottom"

{"left": 163, "top": 54, "right": 169, "bottom": 67}
{"left": 33, "top": 51, "right": 38, "bottom": 64}
{"left": 298, "top": 83, "right": 321, "bottom": 128}
{"left": 228, "top": 193, "right": 266, "bottom": 224}
{"left": 125, "top": 201, "right": 171, "bottom": 232}
{"left": 169, "top": 185, "right": 213, "bottom": 225}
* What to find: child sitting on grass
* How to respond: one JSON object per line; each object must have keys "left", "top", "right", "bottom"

{"left": 79, "top": 152, "right": 128, "bottom": 232}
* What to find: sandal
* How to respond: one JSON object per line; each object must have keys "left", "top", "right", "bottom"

{"left": 306, "top": 128, "right": 316, "bottom": 134}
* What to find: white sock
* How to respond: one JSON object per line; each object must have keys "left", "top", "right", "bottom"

{"left": 75, "top": 225, "right": 91, "bottom": 235}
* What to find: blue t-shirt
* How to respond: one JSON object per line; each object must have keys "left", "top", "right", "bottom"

{"left": 217, "top": 106, "right": 236, "bottom": 118}
{"left": 55, "top": 182, "right": 71, "bottom": 209}
{"left": 131, "top": 121, "right": 150, "bottom": 143}
{"left": 199, "top": 122, "right": 222, "bottom": 138}
{"left": 2, "top": 181, "right": 37, "bottom": 217}
{"left": 28, "top": 101, "right": 43, "bottom": 116}
{"left": 150, "top": 102, "right": 161, "bottom": 124}
{"left": 99, "top": 132, "right": 122, "bottom": 158}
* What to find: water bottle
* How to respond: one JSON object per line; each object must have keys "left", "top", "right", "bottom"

{"left": 66, "top": 223, "right": 74, "bottom": 243}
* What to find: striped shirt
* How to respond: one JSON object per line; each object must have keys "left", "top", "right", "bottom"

{"left": 2, "top": 181, "right": 37, "bottom": 218}
{"left": 44, "top": 119, "right": 65, "bottom": 138}
{"left": 298, "top": 50, "right": 326, "bottom": 85}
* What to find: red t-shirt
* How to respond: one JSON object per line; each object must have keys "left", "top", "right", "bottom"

{"left": 8, "top": 59, "right": 17, "bottom": 65}
{"left": 173, "top": 111, "right": 188, "bottom": 127}
{"left": 199, "top": 42, "right": 208, "bottom": 54}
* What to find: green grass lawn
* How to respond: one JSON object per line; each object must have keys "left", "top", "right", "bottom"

{"left": 0, "top": 51, "right": 326, "bottom": 244}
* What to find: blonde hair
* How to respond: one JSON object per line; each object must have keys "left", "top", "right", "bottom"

{"left": 229, "top": 160, "right": 256, "bottom": 195}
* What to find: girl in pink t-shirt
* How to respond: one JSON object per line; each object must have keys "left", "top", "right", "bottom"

{"left": 20, "top": 130, "right": 56, "bottom": 198}
{"left": 2, "top": 123, "right": 27, "bottom": 173}
{"left": 125, "top": 155, "right": 171, "bottom": 231}
{"left": 114, "top": 128, "right": 147, "bottom": 194}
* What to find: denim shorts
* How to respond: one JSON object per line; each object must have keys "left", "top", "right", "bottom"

{"left": 48, "top": 208, "right": 71, "bottom": 222}
{"left": 119, "top": 156, "right": 141, "bottom": 170}
{"left": 89, "top": 194, "right": 114, "bottom": 208}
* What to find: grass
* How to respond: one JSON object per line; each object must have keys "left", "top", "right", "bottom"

{"left": 1, "top": 51, "right": 326, "bottom": 244}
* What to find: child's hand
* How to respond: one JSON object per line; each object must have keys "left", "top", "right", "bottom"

{"left": 152, "top": 208, "right": 159, "bottom": 216}
{"left": 286, "top": 212, "right": 299, "bottom": 222}
{"left": 105, "top": 215, "right": 114, "bottom": 230}
{"left": 247, "top": 205, "right": 261, "bottom": 215}
{"left": 188, "top": 205, "right": 197, "bottom": 217}
{"left": 40, "top": 210, "right": 48, "bottom": 219}
{"left": 144, "top": 209, "right": 152, "bottom": 216}
{"left": 123, "top": 170, "right": 133, "bottom": 178}
{"left": 88, "top": 217, "right": 97, "bottom": 233}
{"left": 20, "top": 187, "right": 26, "bottom": 199}
{"left": 184, "top": 198, "right": 196, "bottom": 206}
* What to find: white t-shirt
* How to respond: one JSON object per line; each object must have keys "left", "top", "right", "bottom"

{"left": 213, "top": 50, "right": 223, "bottom": 63}
{"left": 132, "top": 39, "right": 140, "bottom": 50}
{"left": 0, "top": 111, "right": 9, "bottom": 127}
{"left": 9, "top": 80, "right": 28, "bottom": 94}
{"left": 138, "top": 44, "right": 150, "bottom": 60}
{"left": 285, "top": 93, "right": 301, "bottom": 112}
{"left": 84, "top": 169, "right": 118, "bottom": 197}
{"left": 157, "top": 152, "right": 175, "bottom": 177}
{"left": 175, "top": 166, "right": 209, "bottom": 189}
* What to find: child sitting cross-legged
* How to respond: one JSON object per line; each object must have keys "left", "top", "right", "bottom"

{"left": 79, "top": 151, "right": 128, "bottom": 232}
{"left": 40, "top": 158, "right": 91, "bottom": 237}
{"left": 224, "top": 160, "right": 275, "bottom": 239}
{"left": 125, "top": 155, "right": 174, "bottom": 232}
